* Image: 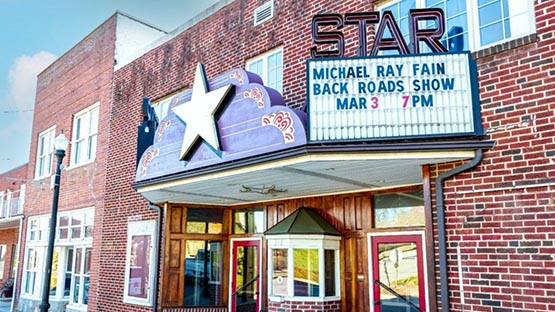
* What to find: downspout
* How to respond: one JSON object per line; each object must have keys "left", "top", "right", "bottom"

{"left": 149, "top": 202, "right": 162, "bottom": 312}
{"left": 435, "top": 149, "right": 483, "bottom": 312}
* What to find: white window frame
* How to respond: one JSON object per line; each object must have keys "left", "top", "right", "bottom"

{"left": 267, "top": 235, "right": 340, "bottom": 302}
{"left": 68, "top": 246, "right": 91, "bottom": 309}
{"left": 35, "top": 126, "right": 56, "bottom": 179}
{"left": 376, "top": 0, "right": 536, "bottom": 52}
{"left": 21, "top": 215, "right": 49, "bottom": 299}
{"left": 153, "top": 94, "right": 177, "bottom": 122}
{"left": 56, "top": 208, "right": 95, "bottom": 242}
{"left": 70, "top": 103, "right": 100, "bottom": 167}
{"left": 0, "top": 244, "right": 6, "bottom": 279}
{"left": 246, "top": 46, "right": 283, "bottom": 94}
{"left": 123, "top": 220, "right": 157, "bottom": 306}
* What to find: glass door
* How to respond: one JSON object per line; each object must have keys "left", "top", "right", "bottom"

{"left": 369, "top": 233, "right": 426, "bottom": 312}
{"left": 231, "top": 239, "right": 260, "bottom": 312}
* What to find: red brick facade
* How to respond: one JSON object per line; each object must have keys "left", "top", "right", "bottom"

{"left": 0, "top": 164, "right": 27, "bottom": 289}
{"left": 11, "top": 0, "right": 555, "bottom": 312}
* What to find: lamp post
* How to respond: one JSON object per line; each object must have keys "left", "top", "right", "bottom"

{"left": 39, "top": 132, "right": 69, "bottom": 312}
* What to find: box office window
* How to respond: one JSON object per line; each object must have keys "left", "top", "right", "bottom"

{"left": 374, "top": 190, "right": 425, "bottom": 228}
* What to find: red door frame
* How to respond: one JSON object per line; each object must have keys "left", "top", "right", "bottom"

{"left": 369, "top": 233, "right": 426, "bottom": 312}
{"left": 230, "top": 239, "right": 261, "bottom": 312}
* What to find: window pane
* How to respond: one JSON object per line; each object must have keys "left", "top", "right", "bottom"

{"left": 186, "top": 208, "right": 223, "bottom": 234}
{"left": 324, "top": 250, "right": 336, "bottom": 296}
{"left": 127, "top": 235, "right": 151, "bottom": 299}
{"left": 184, "top": 240, "right": 222, "bottom": 306}
{"left": 479, "top": 1, "right": 502, "bottom": 26}
{"left": 293, "top": 249, "right": 319, "bottom": 297}
{"left": 50, "top": 249, "right": 59, "bottom": 296}
{"left": 374, "top": 190, "right": 425, "bottom": 228}
{"left": 272, "top": 249, "right": 288, "bottom": 296}
{"left": 233, "top": 210, "right": 264, "bottom": 234}
{"left": 65, "top": 249, "right": 73, "bottom": 297}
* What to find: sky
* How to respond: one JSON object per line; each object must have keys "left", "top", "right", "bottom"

{"left": 0, "top": 0, "right": 221, "bottom": 174}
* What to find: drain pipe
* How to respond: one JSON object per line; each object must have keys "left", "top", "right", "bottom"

{"left": 148, "top": 202, "right": 162, "bottom": 312}
{"left": 435, "top": 149, "right": 483, "bottom": 312}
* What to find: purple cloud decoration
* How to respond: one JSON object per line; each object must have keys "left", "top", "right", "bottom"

{"left": 136, "top": 68, "right": 307, "bottom": 181}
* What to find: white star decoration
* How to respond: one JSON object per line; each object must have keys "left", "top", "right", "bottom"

{"left": 172, "top": 63, "right": 234, "bottom": 161}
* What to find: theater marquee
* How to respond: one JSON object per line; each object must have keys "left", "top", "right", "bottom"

{"left": 307, "top": 52, "right": 482, "bottom": 142}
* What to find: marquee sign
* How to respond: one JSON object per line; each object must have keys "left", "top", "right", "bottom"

{"left": 307, "top": 52, "right": 482, "bottom": 142}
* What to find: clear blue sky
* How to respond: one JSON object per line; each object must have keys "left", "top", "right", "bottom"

{"left": 0, "top": 0, "right": 220, "bottom": 174}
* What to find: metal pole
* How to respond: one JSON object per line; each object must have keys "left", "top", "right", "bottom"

{"left": 39, "top": 149, "right": 65, "bottom": 312}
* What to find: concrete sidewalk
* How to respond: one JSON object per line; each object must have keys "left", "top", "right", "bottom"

{"left": 0, "top": 298, "right": 12, "bottom": 312}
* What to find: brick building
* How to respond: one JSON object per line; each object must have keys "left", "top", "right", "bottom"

{"left": 0, "top": 164, "right": 26, "bottom": 310}
{"left": 12, "top": 0, "right": 555, "bottom": 312}
{"left": 13, "top": 13, "right": 165, "bottom": 312}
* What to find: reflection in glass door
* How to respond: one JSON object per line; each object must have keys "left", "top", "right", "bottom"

{"left": 369, "top": 233, "right": 426, "bottom": 312}
{"left": 231, "top": 239, "right": 260, "bottom": 312}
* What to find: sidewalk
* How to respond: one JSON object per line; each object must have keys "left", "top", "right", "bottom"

{"left": 0, "top": 298, "right": 12, "bottom": 312}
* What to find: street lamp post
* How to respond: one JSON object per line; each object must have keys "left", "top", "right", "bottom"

{"left": 39, "top": 132, "right": 69, "bottom": 312}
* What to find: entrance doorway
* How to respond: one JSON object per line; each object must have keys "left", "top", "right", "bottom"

{"left": 230, "top": 239, "right": 261, "bottom": 312}
{"left": 368, "top": 232, "right": 427, "bottom": 312}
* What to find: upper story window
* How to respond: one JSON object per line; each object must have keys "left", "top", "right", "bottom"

{"left": 153, "top": 94, "right": 175, "bottom": 121}
{"left": 377, "top": 0, "right": 535, "bottom": 52}
{"left": 35, "top": 126, "right": 55, "bottom": 179}
{"left": 246, "top": 47, "right": 283, "bottom": 94}
{"left": 57, "top": 209, "right": 94, "bottom": 241}
{"left": 71, "top": 103, "right": 99, "bottom": 166}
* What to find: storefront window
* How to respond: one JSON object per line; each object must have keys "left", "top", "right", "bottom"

{"left": 184, "top": 240, "right": 222, "bottom": 306}
{"left": 374, "top": 190, "right": 424, "bottom": 228}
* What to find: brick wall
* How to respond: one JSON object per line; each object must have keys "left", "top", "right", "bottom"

{"left": 103, "top": 1, "right": 376, "bottom": 311}
{"left": 429, "top": 0, "right": 555, "bottom": 311}
{"left": 16, "top": 14, "right": 117, "bottom": 311}
{"left": 0, "top": 228, "right": 18, "bottom": 286}
{"left": 102, "top": 0, "right": 555, "bottom": 312}
{"left": 268, "top": 299, "right": 340, "bottom": 312}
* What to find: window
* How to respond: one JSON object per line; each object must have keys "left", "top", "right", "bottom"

{"left": 271, "top": 249, "right": 288, "bottom": 296}
{"left": 377, "top": 0, "right": 535, "bottom": 52}
{"left": 233, "top": 209, "right": 265, "bottom": 234}
{"left": 71, "top": 103, "right": 99, "bottom": 166}
{"left": 373, "top": 190, "right": 425, "bottom": 228}
{"left": 186, "top": 208, "right": 223, "bottom": 234}
{"left": 184, "top": 240, "right": 223, "bottom": 306}
{"left": 246, "top": 47, "right": 283, "bottom": 93}
{"left": 268, "top": 241, "right": 340, "bottom": 299}
{"left": 0, "top": 244, "right": 6, "bottom": 279}
{"left": 124, "top": 220, "right": 156, "bottom": 306}
{"left": 153, "top": 95, "right": 175, "bottom": 121}
{"left": 71, "top": 247, "right": 91, "bottom": 306}
{"left": 22, "top": 211, "right": 93, "bottom": 304}
{"left": 57, "top": 209, "right": 94, "bottom": 241}
{"left": 23, "top": 247, "right": 44, "bottom": 296}
{"left": 35, "top": 126, "right": 55, "bottom": 178}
